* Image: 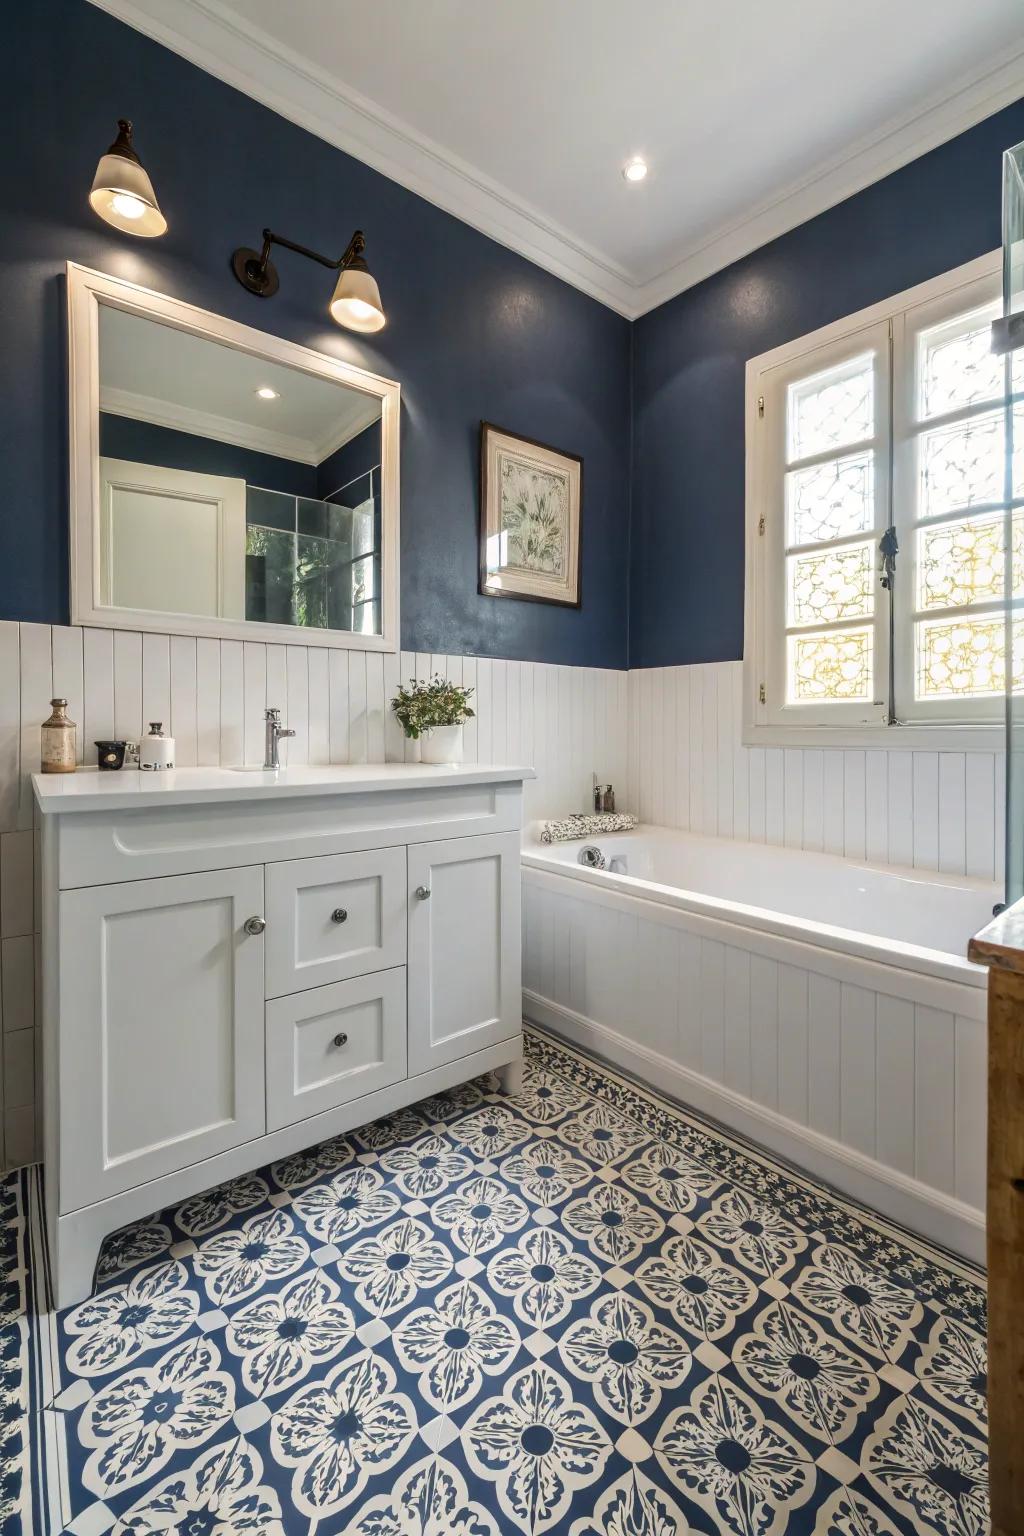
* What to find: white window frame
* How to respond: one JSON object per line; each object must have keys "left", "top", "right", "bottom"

{"left": 745, "top": 249, "right": 1005, "bottom": 750}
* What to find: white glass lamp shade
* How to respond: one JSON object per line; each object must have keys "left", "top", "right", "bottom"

{"left": 329, "top": 265, "right": 385, "bottom": 332}
{"left": 89, "top": 124, "right": 167, "bottom": 238}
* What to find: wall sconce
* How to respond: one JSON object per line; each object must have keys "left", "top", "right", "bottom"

{"left": 89, "top": 119, "right": 167, "bottom": 237}
{"left": 231, "top": 227, "right": 386, "bottom": 333}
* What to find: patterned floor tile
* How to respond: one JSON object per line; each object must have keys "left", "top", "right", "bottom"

{"left": 3, "top": 1026, "right": 988, "bottom": 1533}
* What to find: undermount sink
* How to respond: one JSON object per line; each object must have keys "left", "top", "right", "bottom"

{"left": 227, "top": 765, "right": 282, "bottom": 773}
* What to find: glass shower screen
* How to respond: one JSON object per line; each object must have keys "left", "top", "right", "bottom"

{"left": 1000, "top": 140, "right": 1024, "bottom": 901}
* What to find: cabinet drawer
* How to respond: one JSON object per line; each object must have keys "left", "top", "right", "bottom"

{"left": 265, "top": 846, "right": 406, "bottom": 997}
{"left": 266, "top": 968, "right": 407, "bottom": 1131}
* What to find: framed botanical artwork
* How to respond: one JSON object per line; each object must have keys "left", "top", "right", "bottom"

{"left": 479, "top": 422, "right": 582, "bottom": 607}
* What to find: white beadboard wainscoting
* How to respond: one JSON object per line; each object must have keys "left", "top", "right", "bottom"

{"left": 0, "top": 621, "right": 627, "bottom": 1169}
{"left": 628, "top": 660, "right": 1006, "bottom": 884}
{"left": 522, "top": 872, "right": 988, "bottom": 1261}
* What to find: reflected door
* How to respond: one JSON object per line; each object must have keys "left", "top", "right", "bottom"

{"left": 100, "top": 457, "right": 246, "bottom": 620}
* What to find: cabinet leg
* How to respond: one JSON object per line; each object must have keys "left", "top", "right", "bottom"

{"left": 52, "top": 1220, "right": 102, "bottom": 1311}
{"left": 496, "top": 1056, "right": 524, "bottom": 1095}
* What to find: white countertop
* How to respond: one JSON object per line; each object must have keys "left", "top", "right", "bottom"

{"left": 32, "top": 762, "right": 535, "bottom": 815}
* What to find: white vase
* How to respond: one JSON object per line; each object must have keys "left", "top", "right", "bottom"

{"left": 421, "top": 724, "right": 463, "bottom": 764}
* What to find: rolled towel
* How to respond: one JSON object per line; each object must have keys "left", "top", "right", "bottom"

{"left": 539, "top": 812, "right": 638, "bottom": 844}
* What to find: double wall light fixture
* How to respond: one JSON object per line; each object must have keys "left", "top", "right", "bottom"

{"left": 88, "top": 119, "right": 167, "bottom": 237}
{"left": 231, "top": 227, "right": 386, "bottom": 334}
{"left": 88, "top": 117, "right": 386, "bottom": 333}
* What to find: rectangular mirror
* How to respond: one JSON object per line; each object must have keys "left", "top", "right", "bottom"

{"left": 67, "top": 264, "right": 399, "bottom": 651}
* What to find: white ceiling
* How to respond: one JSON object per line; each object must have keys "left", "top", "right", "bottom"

{"left": 99, "top": 304, "right": 380, "bottom": 464}
{"left": 91, "top": 0, "right": 1024, "bottom": 317}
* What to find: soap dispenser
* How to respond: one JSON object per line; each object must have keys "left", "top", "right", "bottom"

{"left": 139, "top": 722, "right": 175, "bottom": 771}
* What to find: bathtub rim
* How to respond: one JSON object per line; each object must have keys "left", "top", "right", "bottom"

{"left": 522, "top": 828, "right": 991, "bottom": 993}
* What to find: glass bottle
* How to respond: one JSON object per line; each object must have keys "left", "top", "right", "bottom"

{"left": 41, "top": 698, "right": 77, "bottom": 774}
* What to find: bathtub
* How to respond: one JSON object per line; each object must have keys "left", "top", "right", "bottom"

{"left": 521, "top": 825, "right": 998, "bottom": 1262}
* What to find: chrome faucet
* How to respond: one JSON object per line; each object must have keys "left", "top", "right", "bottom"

{"left": 263, "top": 707, "right": 295, "bottom": 770}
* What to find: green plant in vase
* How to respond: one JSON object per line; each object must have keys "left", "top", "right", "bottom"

{"left": 391, "top": 674, "right": 475, "bottom": 763}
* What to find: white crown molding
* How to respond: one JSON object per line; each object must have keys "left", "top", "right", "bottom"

{"left": 100, "top": 384, "right": 322, "bottom": 463}
{"left": 631, "top": 43, "right": 1024, "bottom": 314}
{"left": 88, "top": 0, "right": 1024, "bottom": 320}
{"left": 313, "top": 400, "right": 383, "bottom": 467}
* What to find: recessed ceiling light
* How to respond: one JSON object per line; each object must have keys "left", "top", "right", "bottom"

{"left": 255, "top": 386, "right": 280, "bottom": 400}
{"left": 623, "top": 157, "right": 648, "bottom": 183}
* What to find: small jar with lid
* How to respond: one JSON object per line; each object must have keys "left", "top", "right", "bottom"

{"left": 41, "top": 698, "right": 77, "bottom": 774}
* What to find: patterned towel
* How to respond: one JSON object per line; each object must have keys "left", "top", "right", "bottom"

{"left": 539, "top": 812, "right": 638, "bottom": 843}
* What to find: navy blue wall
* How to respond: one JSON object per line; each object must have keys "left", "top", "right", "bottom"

{"left": 630, "top": 98, "right": 1024, "bottom": 668}
{"left": 318, "top": 421, "right": 382, "bottom": 501}
{"left": 99, "top": 413, "right": 318, "bottom": 497}
{"left": 1, "top": 0, "right": 630, "bottom": 667}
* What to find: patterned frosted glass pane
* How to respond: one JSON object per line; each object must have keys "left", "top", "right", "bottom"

{"left": 919, "top": 512, "right": 1006, "bottom": 610}
{"left": 920, "top": 404, "right": 1024, "bottom": 517}
{"left": 921, "top": 317, "right": 1003, "bottom": 417}
{"left": 919, "top": 408, "right": 1003, "bottom": 517}
{"left": 787, "top": 626, "right": 872, "bottom": 703}
{"left": 788, "top": 355, "right": 873, "bottom": 462}
{"left": 785, "top": 451, "right": 874, "bottom": 546}
{"left": 787, "top": 542, "right": 874, "bottom": 627}
{"left": 916, "top": 614, "right": 1024, "bottom": 698}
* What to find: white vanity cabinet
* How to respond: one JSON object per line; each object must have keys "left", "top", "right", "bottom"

{"left": 35, "top": 763, "right": 530, "bottom": 1307}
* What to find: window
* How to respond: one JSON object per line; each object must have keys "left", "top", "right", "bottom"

{"left": 746, "top": 251, "right": 1017, "bottom": 745}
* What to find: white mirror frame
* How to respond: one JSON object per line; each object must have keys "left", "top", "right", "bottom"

{"left": 66, "top": 261, "right": 400, "bottom": 653}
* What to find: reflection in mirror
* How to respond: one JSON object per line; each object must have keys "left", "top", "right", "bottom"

{"left": 97, "top": 304, "right": 383, "bottom": 635}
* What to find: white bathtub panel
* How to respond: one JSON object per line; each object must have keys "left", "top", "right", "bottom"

{"left": 807, "top": 974, "right": 840, "bottom": 1141}
{"left": 840, "top": 983, "right": 876, "bottom": 1157}
{"left": 748, "top": 955, "right": 780, "bottom": 1112}
{"left": 723, "top": 949, "right": 751, "bottom": 1099}
{"left": 523, "top": 869, "right": 987, "bottom": 1258}
{"left": 875, "top": 996, "right": 917, "bottom": 1182}
{"left": 677, "top": 931, "right": 703, "bottom": 1073}
{"left": 954, "top": 1012, "right": 986, "bottom": 1210}
{"left": 777, "top": 964, "right": 809, "bottom": 1128}
{"left": 699, "top": 939, "right": 726, "bottom": 1082}
{"left": 914, "top": 1005, "right": 956, "bottom": 1196}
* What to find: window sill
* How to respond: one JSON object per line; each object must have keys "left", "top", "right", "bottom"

{"left": 742, "top": 721, "right": 1004, "bottom": 752}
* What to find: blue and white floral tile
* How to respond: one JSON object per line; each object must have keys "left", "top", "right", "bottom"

{"left": 5, "top": 1028, "right": 989, "bottom": 1534}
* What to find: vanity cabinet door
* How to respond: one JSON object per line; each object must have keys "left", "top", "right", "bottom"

{"left": 407, "top": 831, "right": 521, "bottom": 1076}
{"left": 59, "top": 866, "right": 266, "bottom": 1213}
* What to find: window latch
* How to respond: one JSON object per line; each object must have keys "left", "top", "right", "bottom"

{"left": 878, "top": 526, "right": 898, "bottom": 590}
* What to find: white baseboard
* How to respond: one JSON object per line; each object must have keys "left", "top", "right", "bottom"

{"left": 523, "top": 989, "right": 985, "bottom": 1265}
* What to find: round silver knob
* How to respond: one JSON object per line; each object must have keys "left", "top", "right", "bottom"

{"left": 331, "top": 908, "right": 348, "bottom": 924}
{"left": 415, "top": 886, "right": 431, "bottom": 900}
{"left": 332, "top": 1032, "right": 348, "bottom": 1049}
{"left": 243, "top": 915, "right": 266, "bottom": 936}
